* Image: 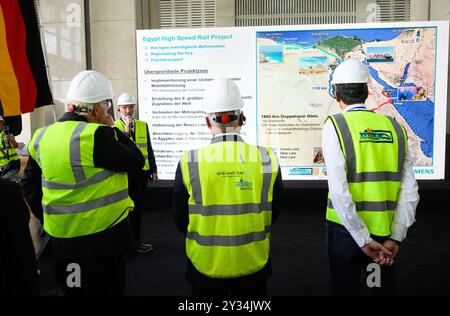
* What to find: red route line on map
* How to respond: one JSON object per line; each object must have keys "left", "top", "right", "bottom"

{"left": 371, "top": 91, "right": 394, "bottom": 111}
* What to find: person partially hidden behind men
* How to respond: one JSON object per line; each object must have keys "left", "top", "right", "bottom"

{"left": 0, "top": 115, "right": 20, "bottom": 179}
{"left": 115, "top": 93, "right": 158, "bottom": 254}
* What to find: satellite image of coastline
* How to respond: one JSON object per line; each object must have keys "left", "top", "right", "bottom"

{"left": 257, "top": 27, "right": 436, "bottom": 175}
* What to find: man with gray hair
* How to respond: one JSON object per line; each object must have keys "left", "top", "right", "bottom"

{"left": 115, "top": 92, "right": 158, "bottom": 254}
{"left": 22, "top": 70, "right": 144, "bottom": 296}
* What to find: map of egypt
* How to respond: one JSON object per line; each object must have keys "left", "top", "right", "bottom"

{"left": 257, "top": 27, "right": 436, "bottom": 171}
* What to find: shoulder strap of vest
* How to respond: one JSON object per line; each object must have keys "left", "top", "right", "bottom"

{"left": 257, "top": 146, "right": 274, "bottom": 203}
{"left": 326, "top": 114, "right": 345, "bottom": 158}
{"left": 385, "top": 116, "right": 408, "bottom": 170}
{"left": 184, "top": 148, "right": 202, "bottom": 204}
{"left": 134, "top": 119, "right": 147, "bottom": 131}
{"left": 115, "top": 118, "right": 125, "bottom": 129}
{"left": 29, "top": 127, "right": 48, "bottom": 163}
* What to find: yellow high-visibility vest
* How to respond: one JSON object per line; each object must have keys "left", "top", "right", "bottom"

{"left": 0, "top": 130, "right": 19, "bottom": 167}
{"left": 326, "top": 111, "right": 408, "bottom": 236}
{"left": 180, "top": 136, "right": 279, "bottom": 278}
{"left": 115, "top": 119, "right": 150, "bottom": 171}
{"left": 28, "top": 121, "right": 134, "bottom": 238}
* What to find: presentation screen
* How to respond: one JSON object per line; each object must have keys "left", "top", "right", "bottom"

{"left": 136, "top": 21, "right": 449, "bottom": 180}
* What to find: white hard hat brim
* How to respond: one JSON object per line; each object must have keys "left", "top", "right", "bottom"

{"left": 203, "top": 78, "right": 244, "bottom": 113}
{"left": 331, "top": 60, "right": 372, "bottom": 85}
{"left": 66, "top": 70, "right": 113, "bottom": 104}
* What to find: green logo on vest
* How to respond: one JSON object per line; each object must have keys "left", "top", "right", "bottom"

{"left": 235, "top": 179, "right": 253, "bottom": 190}
{"left": 360, "top": 129, "right": 393, "bottom": 143}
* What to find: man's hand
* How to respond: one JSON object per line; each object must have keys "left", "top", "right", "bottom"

{"left": 374, "top": 253, "right": 395, "bottom": 266}
{"left": 150, "top": 173, "right": 159, "bottom": 182}
{"left": 2, "top": 135, "right": 18, "bottom": 149}
{"left": 124, "top": 116, "right": 133, "bottom": 133}
{"left": 362, "top": 240, "right": 393, "bottom": 264}
{"left": 382, "top": 239, "right": 400, "bottom": 263}
{"left": 374, "top": 240, "right": 399, "bottom": 266}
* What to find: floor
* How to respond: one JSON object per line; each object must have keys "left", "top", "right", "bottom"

{"left": 37, "top": 198, "right": 450, "bottom": 296}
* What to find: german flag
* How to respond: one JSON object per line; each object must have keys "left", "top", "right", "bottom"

{"left": 0, "top": 0, "right": 53, "bottom": 118}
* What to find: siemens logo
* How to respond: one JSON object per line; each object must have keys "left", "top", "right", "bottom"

{"left": 414, "top": 169, "right": 434, "bottom": 175}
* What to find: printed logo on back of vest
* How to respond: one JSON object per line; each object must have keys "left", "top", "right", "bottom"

{"left": 359, "top": 129, "right": 394, "bottom": 143}
{"left": 235, "top": 179, "right": 253, "bottom": 190}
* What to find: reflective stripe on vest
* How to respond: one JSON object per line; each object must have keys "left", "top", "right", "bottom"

{"left": 70, "top": 123, "right": 88, "bottom": 182}
{"left": 186, "top": 226, "right": 271, "bottom": 247}
{"left": 33, "top": 127, "right": 48, "bottom": 167}
{"left": 188, "top": 202, "right": 272, "bottom": 216}
{"left": 28, "top": 121, "right": 134, "bottom": 238}
{"left": 0, "top": 131, "right": 19, "bottom": 166}
{"left": 42, "top": 169, "right": 116, "bottom": 189}
{"left": 181, "top": 139, "right": 278, "bottom": 278}
{"left": 326, "top": 111, "right": 407, "bottom": 236}
{"left": 328, "top": 199, "right": 398, "bottom": 212}
{"left": 43, "top": 189, "right": 129, "bottom": 215}
{"left": 115, "top": 119, "right": 150, "bottom": 170}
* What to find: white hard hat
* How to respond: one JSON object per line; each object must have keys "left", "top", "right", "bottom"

{"left": 331, "top": 60, "right": 371, "bottom": 85}
{"left": 204, "top": 78, "right": 244, "bottom": 113}
{"left": 66, "top": 70, "right": 113, "bottom": 104}
{"left": 117, "top": 93, "right": 136, "bottom": 106}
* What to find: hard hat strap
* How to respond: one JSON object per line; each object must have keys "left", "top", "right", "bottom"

{"left": 211, "top": 114, "right": 239, "bottom": 124}
{"left": 68, "top": 104, "right": 91, "bottom": 113}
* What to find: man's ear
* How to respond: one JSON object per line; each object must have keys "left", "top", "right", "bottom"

{"left": 205, "top": 116, "right": 212, "bottom": 129}
{"left": 239, "top": 113, "right": 246, "bottom": 126}
{"left": 92, "top": 103, "right": 101, "bottom": 117}
{"left": 335, "top": 91, "right": 341, "bottom": 102}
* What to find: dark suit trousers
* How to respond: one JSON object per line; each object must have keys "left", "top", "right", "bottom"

{"left": 326, "top": 221, "right": 397, "bottom": 296}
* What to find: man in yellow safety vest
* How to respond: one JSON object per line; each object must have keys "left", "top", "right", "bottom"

{"left": 173, "top": 78, "right": 283, "bottom": 296}
{"left": 0, "top": 115, "right": 20, "bottom": 179}
{"left": 22, "top": 70, "right": 144, "bottom": 296}
{"left": 115, "top": 92, "right": 158, "bottom": 254}
{"left": 323, "top": 60, "right": 419, "bottom": 296}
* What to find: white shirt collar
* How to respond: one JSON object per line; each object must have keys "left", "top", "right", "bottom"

{"left": 343, "top": 103, "right": 367, "bottom": 112}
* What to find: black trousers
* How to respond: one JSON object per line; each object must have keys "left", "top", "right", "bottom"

{"left": 188, "top": 263, "right": 270, "bottom": 298}
{"left": 52, "top": 255, "right": 126, "bottom": 296}
{"left": 191, "top": 280, "right": 268, "bottom": 297}
{"left": 128, "top": 170, "right": 149, "bottom": 244}
{"left": 326, "top": 221, "right": 397, "bottom": 296}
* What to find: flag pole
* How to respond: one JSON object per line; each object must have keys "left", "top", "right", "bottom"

{"left": 34, "top": 0, "right": 57, "bottom": 123}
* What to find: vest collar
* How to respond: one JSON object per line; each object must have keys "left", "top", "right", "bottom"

{"left": 59, "top": 112, "right": 89, "bottom": 123}
{"left": 211, "top": 133, "right": 244, "bottom": 144}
